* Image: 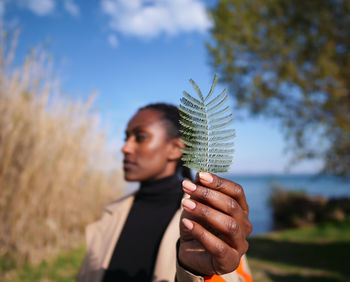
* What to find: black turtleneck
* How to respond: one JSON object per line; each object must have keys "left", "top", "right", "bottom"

{"left": 103, "top": 174, "right": 183, "bottom": 282}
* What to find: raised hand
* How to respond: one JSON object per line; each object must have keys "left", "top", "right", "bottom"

{"left": 178, "top": 172, "right": 252, "bottom": 276}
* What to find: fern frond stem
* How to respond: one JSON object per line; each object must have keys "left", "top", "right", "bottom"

{"left": 203, "top": 97, "right": 209, "bottom": 172}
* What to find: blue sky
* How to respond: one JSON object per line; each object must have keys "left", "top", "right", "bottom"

{"left": 1, "top": 0, "right": 322, "bottom": 174}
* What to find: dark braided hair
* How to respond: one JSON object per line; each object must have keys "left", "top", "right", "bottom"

{"left": 137, "top": 103, "right": 192, "bottom": 181}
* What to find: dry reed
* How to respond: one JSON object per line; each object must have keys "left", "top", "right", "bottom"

{"left": 0, "top": 29, "right": 124, "bottom": 265}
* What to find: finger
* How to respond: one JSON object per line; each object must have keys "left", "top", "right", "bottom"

{"left": 182, "top": 179, "right": 253, "bottom": 237}
{"left": 197, "top": 172, "right": 249, "bottom": 213}
{"left": 183, "top": 179, "right": 244, "bottom": 217}
{"left": 182, "top": 218, "right": 240, "bottom": 274}
{"left": 182, "top": 198, "right": 245, "bottom": 249}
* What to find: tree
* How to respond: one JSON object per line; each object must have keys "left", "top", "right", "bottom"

{"left": 207, "top": 0, "right": 350, "bottom": 176}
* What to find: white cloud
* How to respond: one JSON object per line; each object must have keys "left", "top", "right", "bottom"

{"left": 101, "top": 0, "right": 212, "bottom": 39}
{"left": 108, "top": 34, "right": 118, "bottom": 48}
{"left": 64, "top": 0, "right": 79, "bottom": 17}
{"left": 3, "top": 0, "right": 80, "bottom": 17}
{"left": 24, "top": 0, "right": 56, "bottom": 16}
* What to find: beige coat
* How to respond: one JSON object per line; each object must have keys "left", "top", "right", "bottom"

{"left": 77, "top": 194, "right": 251, "bottom": 282}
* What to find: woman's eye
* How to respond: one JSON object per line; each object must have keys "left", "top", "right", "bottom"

{"left": 135, "top": 134, "right": 147, "bottom": 142}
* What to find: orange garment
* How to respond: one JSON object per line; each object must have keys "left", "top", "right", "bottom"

{"left": 204, "top": 259, "right": 253, "bottom": 282}
{"left": 204, "top": 275, "right": 226, "bottom": 282}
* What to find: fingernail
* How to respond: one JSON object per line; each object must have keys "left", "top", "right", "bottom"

{"left": 182, "top": 198, "right": 196, "bottom": 210}
{"left": 199, "top": 172, "right": 213, "bottom": 183}
{"left": 182, "top": 180, "right": 197, "bottom": 192}
{"left": 182, "top": 218, "right": 194, "bottom": 230}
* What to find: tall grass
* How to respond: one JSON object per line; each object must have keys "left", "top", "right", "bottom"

{"left": 0, "top": 29, "right": 124, "bottom": 266}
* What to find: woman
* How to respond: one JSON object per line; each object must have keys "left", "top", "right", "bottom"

{"left": 78, "top": 103, "right": 252, "bottom": 282}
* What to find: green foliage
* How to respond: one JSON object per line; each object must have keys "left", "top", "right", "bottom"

{"left": 208, "top": 0, "right": 350, "bottom": 176}
{"left": 0, "top": 246, "right": 85, "bottom": 282}
{"left": 269, "top": 185, "right": 350, "bottom": 229}
{"left": 179, "top": 74, "right": 235, "bottom": 173}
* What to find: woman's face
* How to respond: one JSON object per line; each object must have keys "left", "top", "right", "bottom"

{"left": 122, "top": 109, "right": 182, "bottom": 182}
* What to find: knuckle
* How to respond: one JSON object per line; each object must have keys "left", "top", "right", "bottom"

{"left": 197, "top": 229, "right": 207, "bottom": 242}
{"left": 201, "top": 187, "right": 211, "bottom": 201}
{"left": 235, "top": 183, "right": 244, "bottom": 197}
{"left": 247, "top": 222, "right": 253, "bottom": 235}
{"left": 227, "top": 219, "right": 239, "bottom": 235}
{"left": 239, "top": 240, "right": 249, "bottom": 255}
{"left": 199, "top": 206, "right": 210, "bottom": 219}
{"left": 228, "top": 199, "right": 238, "bottom": 214}
{"left": 215, "top": 242, "right": 227, "bottom": 259}
{"left": 216, "top": 177, "right": 224, "bottom": 190}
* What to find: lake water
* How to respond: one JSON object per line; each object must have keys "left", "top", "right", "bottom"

{"left": 226, "top": 174, "right": 350, "bottom": 235}
{"left": 126, "top": 174, "right": 350, "bottom": 235}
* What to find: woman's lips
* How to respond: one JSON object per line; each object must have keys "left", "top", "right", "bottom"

{"left": 123, "top": 161, "right": 138, "bottom": 170}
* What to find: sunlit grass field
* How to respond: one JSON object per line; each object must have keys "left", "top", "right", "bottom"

{"left": 1, "top": 221, "right": 349, "bottom": 282}
{"left": 0, "top": 246, "right": 86, "bottom": 282}
{"left": 248, "top": 221, "right": 350, "bottom": 282}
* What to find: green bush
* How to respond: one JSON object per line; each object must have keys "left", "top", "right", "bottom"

{"left": 269, "top": 185, "right": 350, "bottom": 229}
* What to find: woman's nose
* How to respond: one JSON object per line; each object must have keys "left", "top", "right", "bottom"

{"left": 122, "top": 137, "right": 134, "bottom": 154}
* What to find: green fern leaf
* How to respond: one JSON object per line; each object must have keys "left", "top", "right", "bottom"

{"left": 209, "top": 133, "right": 236, "bottom": 142}
{"left": 207, "top": 93, "right": 229, "bottom": 114}
{"left": 208, "top": 106, "right": 230, "bottom": 119}
{"left": 210, "top": 129, "right": 235, "bottom": 136}
{"left": 189, "top": 78, "right": 204, "bottom": 101}
{"left": 179, "top": 74, "right": 235, "bottom": 173}
{"left": 209, "top": 119, "right": 234, "bottom": 131}
{"left": 204, "top": 74, "right": 218, "bottom": 102}
{"left": 182, "top": 91, "right": 203, "bottom": 108}
{"left": 179, "top": 102, "right": 205, "bottom": 118}
{"left": 206, "top": 89, "right": 227, "bottom": 108}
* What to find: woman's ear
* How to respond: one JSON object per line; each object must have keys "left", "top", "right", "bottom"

{"left": 168, "top": 138, "right": 185, "bottom": 161}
